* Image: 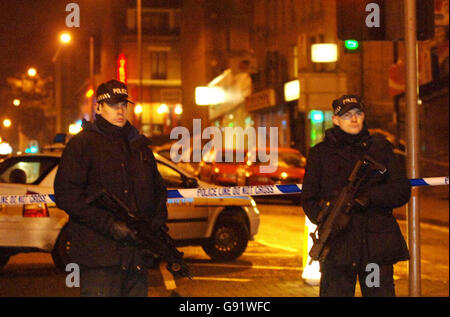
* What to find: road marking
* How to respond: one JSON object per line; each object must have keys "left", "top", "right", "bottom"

{"left": 192, "top": 277, "right": 251, "bottom": 282}
{"left": 191, "top": 262, "right": 302, "bottom": 271}
{"left": 255, "top": 239, "right": 299, "bottom": 253}
{"left": 159, "top": 262, "right": 177, "bottom": 290}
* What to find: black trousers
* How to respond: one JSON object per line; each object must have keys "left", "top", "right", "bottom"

{"left": 80, "top": 266, "right": 148, "bottom": 297}
{"left": 319, "top": 262, "right": 396, "bottom": 297}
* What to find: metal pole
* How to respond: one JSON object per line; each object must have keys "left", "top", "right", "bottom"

{"left": 89, "top": 36, "right": 95, "bottom": 119}
{"left": 137, "top": 0, "right": 143, "bottom": 131}
{"left": 393, "top": 42, "right": 402, "bottom": 148}
{"left": 54, "top": 55, "right": 62, "bottom": 134}
{"left": 404, "top": 0, "right": 421, "bottom": 297}
{"left": 360, "top": 42, "right": 364, "bottom": 98}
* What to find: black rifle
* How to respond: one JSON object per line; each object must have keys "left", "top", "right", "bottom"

{"left": 308, "top": 154, "right": 387, "bottom": 264}
{"left": 86, "top": 188, "right": 192, "bottom": 279}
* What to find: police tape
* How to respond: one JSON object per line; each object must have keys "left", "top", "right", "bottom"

{"left": 0, "top": 177, "right": 448, "bottom": 206}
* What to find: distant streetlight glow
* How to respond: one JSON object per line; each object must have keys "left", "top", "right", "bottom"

{"left": 86, "top": 89, "right": 94, "bottom": 98}
{"left": 68, "top": 120, "right": 83, "bottom": 135}
{"left": 3, "top": 119, "right": 12, "bottom": 128}
{"left": 13, "top": 99, "right": 21, "bottom": 106}
{"left": 60, "top": 32, "right": 72, "bottom": 44}
{"left": 0, "top": 142, "right": 12, "bottom": 155}
{"left": 284, "top": 79, "right": 300, "bottom": 102}
{"left": 174, "top": 104, "right": 183, "bottom": 115}
{"left": 157, "top": 103, "right": 169, "bottom": 114}
{"left": 134, "top": 104, "right": 143, "bottom": 115}
{"left": 27, "top": 68, "right": 37, "bottom": 77}
{"left": 195, "top": 87, "right": 225, "bottom": 105}
{"left": 311, "top": 43, "right": 338, "bottom": 63}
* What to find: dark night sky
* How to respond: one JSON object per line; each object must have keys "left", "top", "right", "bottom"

{"left": 0, "top": 0, "right": 69, "bottom": 83}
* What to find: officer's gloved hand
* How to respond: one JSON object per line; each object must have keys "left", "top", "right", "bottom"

{"left": 109, "top": 221, "right": 138, "bottom": 242}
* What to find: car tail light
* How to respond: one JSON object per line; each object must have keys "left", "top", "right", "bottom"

{"left": 23, "top": 191, "right": 49, "bottom": 217}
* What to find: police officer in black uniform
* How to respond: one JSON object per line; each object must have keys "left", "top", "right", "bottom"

{"left": 54, "top": 79, "right": 168, "bottom": 297}
{"left": 301, "top": 95, "right": 411, "bottom": 297}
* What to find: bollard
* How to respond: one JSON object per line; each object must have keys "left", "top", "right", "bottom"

{"left": 301, "top": 217, "right": 321, "bottom": 286}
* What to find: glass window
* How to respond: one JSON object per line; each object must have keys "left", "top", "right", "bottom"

{"left": 142, "top": 11, "right": 170, "bottom": 32}
{"left": 0, "top": 156, "right": 59, "bottom": 184}
{"left": 157, "top": 149, "right": 171, "bottom": 161}
{"left": 156, "top": 162, "right": 184, "bottom": 188}
{"left": 150, "top": 51, "right": 168, "bottom": 79}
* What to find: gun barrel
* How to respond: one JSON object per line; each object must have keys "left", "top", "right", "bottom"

{"left": 87, "top": 188, "right": 192, "bottom": 279}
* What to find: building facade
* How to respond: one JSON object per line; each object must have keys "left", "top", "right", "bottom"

{"left": 69, "top": 0, "right": 447, "bottom": 173}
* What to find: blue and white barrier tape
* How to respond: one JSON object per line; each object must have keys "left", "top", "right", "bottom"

{"left": 0, "top": 177, "right": 448, "bottom": 206}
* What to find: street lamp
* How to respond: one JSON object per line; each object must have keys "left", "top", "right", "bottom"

{"left": 3, "top": 119, "right": 12, "bottom": 128}
{"left": 174, "top": 104, "right": 183, "bottom": 115}
{"left": 60, "top": 32, "right": 71, "bottom": 44}
{"left": 134, "top": 104, "right": 143, "bottom": 115}
{"left": 27, "top": 68, "right": 37, "bottom": 77}
{"left": 52, "top": 31, "right": 72, "bottom": 134}
{"left": 157, "top": 103, "right": 168, "bottom": 114}
{"left": 311, "top": 43, "right": 338, "bottom": 63}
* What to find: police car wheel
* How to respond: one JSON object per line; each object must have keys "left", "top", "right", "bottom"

{"left": 202, "top": 216, "right": 249, "bottom": 261}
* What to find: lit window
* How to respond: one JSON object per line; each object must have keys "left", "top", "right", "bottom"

{"left": 150, "top": 51, "right": 168, "bottom": 80}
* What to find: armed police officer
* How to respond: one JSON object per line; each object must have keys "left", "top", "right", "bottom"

{"left": 54, "top": 79, "right": 168, "bottom": 296}
{"left": 301, "top": 95, "right": 411, "bottom": 297}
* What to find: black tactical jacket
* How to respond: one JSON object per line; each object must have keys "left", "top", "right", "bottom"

{"left": 302, "top": 125, "right": 410, "bottom": 266}
{"left": 54, "top": 115, "right": 167, "bottom": 269}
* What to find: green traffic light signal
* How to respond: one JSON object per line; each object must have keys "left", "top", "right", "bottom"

{"left": 344, "top": 39, "right": 359, "bottom": 51}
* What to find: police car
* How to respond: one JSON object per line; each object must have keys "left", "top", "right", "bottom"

{"left": 0, "top": 150, "right": 260, "bottom": 270}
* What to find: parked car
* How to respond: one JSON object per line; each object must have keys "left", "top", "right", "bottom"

{"left": 153, "top": 142, "right": 200, "bottom": 177}
{"left": 0, "top": 151, "right": 260, "bottom": 270}
{"left": 197, "top": 148, "right": 248, "bottom": 186}
{"left": 244, "top": 147, "right": 306, "bottom": 186}
{"left": 368, "top": 128, "right": 406, "bottom": 154}
{"left": 241, "top": 147, "right": 306, "bottom": 205}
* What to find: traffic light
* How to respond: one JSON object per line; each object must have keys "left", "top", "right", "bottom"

{"left": 337, "top": 0, "right": 435, "bottom": 41}
{"left": 343, "top": 39, "right": 360, "bottom": 53}
{"left": 310, "top": 111, "right": 324, "bottom": 124}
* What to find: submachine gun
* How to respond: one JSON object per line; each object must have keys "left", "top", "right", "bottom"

{"left": 308, "top": 154, "right": 387, "bottom": 264}
{"left": 86, "top": 188, "right": 192, "bottom": 279}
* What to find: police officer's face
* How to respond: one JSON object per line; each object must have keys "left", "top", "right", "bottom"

{"left": 96, "top": 101, "right": 128, "bottom": 127}
{"left": 332, "top": 108, "right": 365, "bottom": 135}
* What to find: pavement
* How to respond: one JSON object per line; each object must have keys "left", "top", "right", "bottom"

{"left": 393, "top": 187, "right": 449, "bottom": 226}
{"left": 2, "top": 188, "right": 446, "bottom": 299}
{"left": 147, "top": 189, "right": 449, "bottom": 298}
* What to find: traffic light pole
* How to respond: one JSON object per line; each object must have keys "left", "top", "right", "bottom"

{"left": 404, "top": 0, "right": 421, "bottom": 297}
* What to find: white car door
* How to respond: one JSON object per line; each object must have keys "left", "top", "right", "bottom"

{"left": 0, "top": 156, "right": 67, "bottom": 251}
{"left": 156, "top": 162, "right": 209, "bottom": 240}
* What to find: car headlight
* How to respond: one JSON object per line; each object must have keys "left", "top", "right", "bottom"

{"left": 245, "top": 202, "right": 260, "bottom": 215}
